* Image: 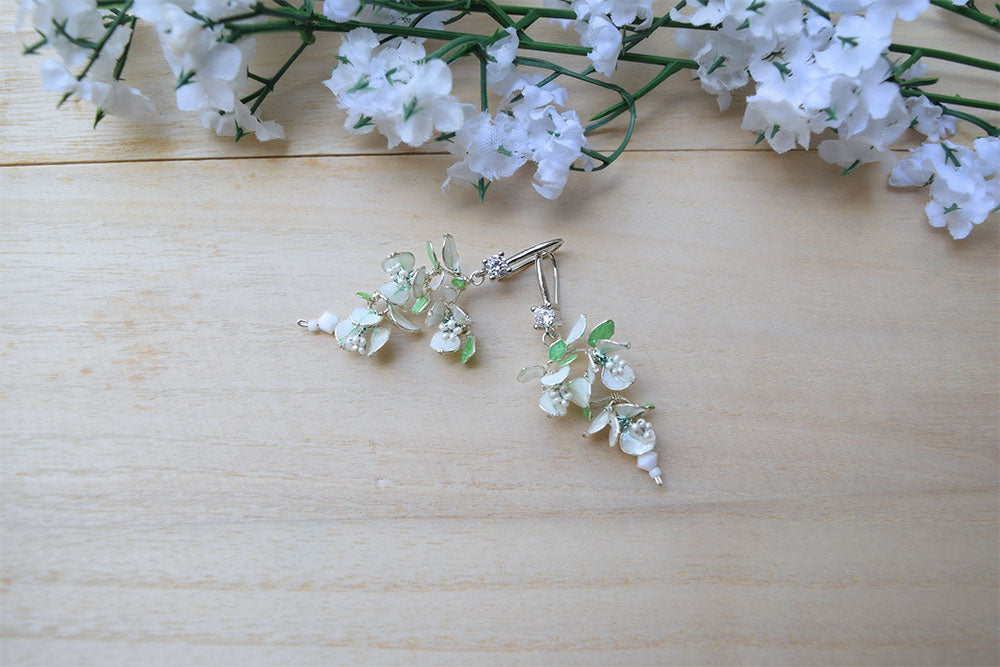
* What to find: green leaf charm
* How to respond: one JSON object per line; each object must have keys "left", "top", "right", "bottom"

{"left": 356, "top": 291, "right": 373, "bottom": 301}
{"left": 558, "top": 353, "right": 578, "bottom": 367}
{"left": 587, "top": 319, "right": 615, "bottom": 346}
{"left": 582, "top": 405, "right": 591, "bottom": 420}
{"left": 412, "top": 296, "right": 429, "bottom": 313}
{"left": 548, "top": 339, "right": 567, "bottom": 361}
{"left": 452, "top": 277, "right": 467, "bottom": 290}
{"left": 461, "top": 335, "right": 476, "bottom": 364}
{"left": 426, "top": 241, "right": 440, "bottom": 270}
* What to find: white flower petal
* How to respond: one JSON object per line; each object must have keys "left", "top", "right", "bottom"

{"left": 566, "top": 314, "right": 587, "bottom": 344}
{"left": 517, "top": 365, "right": 546, "bottom": 383}
{"left": 567, "top": 377, "right": 591, "bottom": 407}
{"left": 382, "top": 252, "right": 415, "bottom": 273}
{"left": 539, "top": 390, "right": 566, "bottom": 417}
{"left": 586, "top": 408, "right": 611, "bottom": 435}
{"left": 367, "top": 326, "right": 390, "bottom": 356}
{"left": 334, "top": 318, "right": 359, "bottom": 346}
{"left": 430, "top": 330, "right": 461, "bottom": 353}
{"left": 351, "top": 307, "right": 382, "bottom": 326}
{"left": 601, "top": 363, "right": 636, "bottom": 390}
{"left": 619, "top": 428, "right": 656, "bottom": 456}
{"left": 540, "top": 365, "right": 570, "bottom": 386}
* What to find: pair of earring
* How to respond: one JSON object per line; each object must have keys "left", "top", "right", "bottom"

{"left": 298, "top": 234, "right": 663, "bottom": 486}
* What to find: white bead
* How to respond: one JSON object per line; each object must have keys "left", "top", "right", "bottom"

{"left": 317, "top": 311, "right": 338, "bottom": 334}
{"left": 647, "top": 466, "right": 661, "bottom": 479}
{"left": 636, "top": 451, "right": 658, "bottom": 471}
{"left": 307, "top": 319, "right": 318, "bottom": 331}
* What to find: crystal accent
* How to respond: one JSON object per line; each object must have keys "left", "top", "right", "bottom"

{"left": 482, "top": 252, "right": 509, "bottom": 280}
{"left": 532, "top": 306, "right": 559, "bottom": 330}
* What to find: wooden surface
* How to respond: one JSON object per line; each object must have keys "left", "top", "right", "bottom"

{"left": 1, "top": 5, "right": 999, "bottom": 665}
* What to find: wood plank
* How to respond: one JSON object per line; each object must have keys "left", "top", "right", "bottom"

{"left": 1, "top": 151, "right": 997, "bottom": 664}
{"left": 2, "top": 3, "right": 996, "bottom": 165}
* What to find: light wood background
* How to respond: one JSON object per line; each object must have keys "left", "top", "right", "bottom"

{"left": 2, "top": 2, "right": 998, "bottom": 664}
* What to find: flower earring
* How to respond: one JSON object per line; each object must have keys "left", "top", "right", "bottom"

{"left": 298, "top": 234, "right": 663, "bottom": 486}
{"left": 512, "top": 252, "right": 663, "bottom": 485}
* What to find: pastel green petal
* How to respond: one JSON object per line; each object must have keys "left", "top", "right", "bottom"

{"left": 539, "top": 390, "right": 565, "bottom": 417}
{"left": 442, "top": 233, "right": 460, "bottom": 272}
{"left": 425, "top": 299, "right": 445, "bottom": 327}
{"left": 352, "top": 307, "right": 383, "bottom": 326}
{"left": 601, "top": 364, "right": 635, "bottom": 390}
{"left": 426, "top": 241, "right": 440, "bottom": 269}
{"left": 566, "top": 314, "right": 587, "bottom": 344}
{"left": 540, "top": 365, "right": 570, "bottom": 386}
{"left": 585, "top": 408, "right": 611, "bottom": 435}
{"left": 596, "top": 339, "right": 630, "bottom": 355}
{"left": 411, "top": 266, "right": 426, "bottom": 297}
{"left": 450, "top": 303, "right": 471, "bottom": 324}
{"left": 548, "top": 339, "right": 567, "bottom": 361}
{"left": 388, "top": 305, "right": 420, "bottom": 332}
{"left": 334, "top": 319, "right": 358, "bottom": 346}
{"left": 378, "top": 281, "right": 409, "bottom": 305}
{"left": 381, "top": 251, "right": 415, "bottom": 273}
{"left": 567, "top": 377, "right": 591, "bottom": 407}
{"left": 619, "top": 429, "right": 655, "bottom": 456}
{"left": 430, "top": 330, "right": 461, "bottom": 353}
{"left": 517, "top": 365, "right": 546, "bottom": 383}
{"left": 613, "top": 403, "right": 646, "bottom": 419}
{"left": 367, "top": 327, "right": 391, "bottom": 356}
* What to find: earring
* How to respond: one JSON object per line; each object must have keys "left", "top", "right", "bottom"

{"left": 513, "top": 252, "right": 663, "bottom": 486}
{"left": 298, "top": 233, "right": 482, "bottom": 361}
{"left": 298, "top": 234, "right": 663, "bottom": 486}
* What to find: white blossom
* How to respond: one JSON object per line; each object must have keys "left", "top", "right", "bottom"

{"left": 890, "top": 139, "right": 1000, "bottom": 239}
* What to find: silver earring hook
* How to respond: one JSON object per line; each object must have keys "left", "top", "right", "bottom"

{"left": 478, "top": 238, "right": 563, "bottom": 282}
{"left": 531, "top": 251, "right": 562, "bottom": 342}
{"left": 535, "top": 250, "right": 559, "bottom": 309}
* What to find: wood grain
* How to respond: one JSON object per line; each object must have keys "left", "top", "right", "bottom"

{"left": 1, "top": 148, "right": 998, "bottom": 664}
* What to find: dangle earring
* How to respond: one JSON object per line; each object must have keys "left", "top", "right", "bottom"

{"left": 298, "top": 234, "right": 663, "bottom": 486}
{"left": 298, "top": 234, "right": 565, "bottom": 361}
{"left": 510, "top": 252, "right": 663, "bottom": 485}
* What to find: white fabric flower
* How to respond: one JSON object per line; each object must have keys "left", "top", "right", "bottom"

{"left": 906, "top": 95, "right": 957, "bottom": 142}
{"left": 890, "top": 139, "right": 1000, "bottom": 239}
{"left": 41, "top": 58, "right": 155, "bottom": 120}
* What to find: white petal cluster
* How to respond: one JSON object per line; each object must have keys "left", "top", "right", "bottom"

{"left": 443, "top": 30, "right": 591, "bottom": 198}
{"left": 669, "top": 0, "right": 996, "bottom": 234}
{"left": 889, "top": 138, "right": 1000, "bottom": 239}
{"left": 133, "top": 0, "right": 284, "bottom": 141}
{"left": 21, "top": 0, "right": 154, "bottom": 120}
{"left": 323, "top": 28, "right": 463, "bottom": 148}
{"left": 545, "top": 0, "right": 657, "bottom": 75}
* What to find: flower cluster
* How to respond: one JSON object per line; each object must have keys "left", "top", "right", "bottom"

{"left": 16, "top": 0, "right": 999, "bottom": 231}
{"left": 300, "top": 234, "right": 478, "bottom": 363}
{"left": 889, "top": 138, "right": 1000, "bottom": 239}
{"left": 668, "top": 0, "right": 998, "bottom": 235}
{"left": 325, "top": 27, "right": 591, "bottom": 198}
{"left": 518, "top": 315, "right": 664, "bottom": 484}
{"left": 20, "top": 0, "right": 154, "bottom": 123}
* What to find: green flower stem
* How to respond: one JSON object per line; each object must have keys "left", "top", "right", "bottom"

{"left": 111, "top": 15, "right": 137, "bottom": 80}
{"left": 589, "top": 61, "right": 684, "bottom": 124}
{"left": 514, "top": 55, "right": 636, "bottom": 170}
{"left": 225, "top": 12, "right": 698, "bottom": 69}
{"left": 478, "top": 51, "right": 488, "bottom": 111}
{"left": 75, "top": 0, "right": 133, "bottom": 81}
{"left": 889, "top": 43, "right": 1000, "bottom": 72}
{"left": 900, "top": 88, "right": 1000, "bottom": 112}
{"left": 243, "top": 38, "right": 310, "bottom": 115}
{"left": 941, "top": 107, "right": 1000, "bottom": 136}
{"left": 930, "top": 0, "right": 1000, "bottom": 30}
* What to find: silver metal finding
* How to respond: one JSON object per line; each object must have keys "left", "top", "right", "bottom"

{"left": 482, "top": 238, "right": 563, "bottom": 281}
{"left": 531, "top": 251, "right": 562, "bottom": 340}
